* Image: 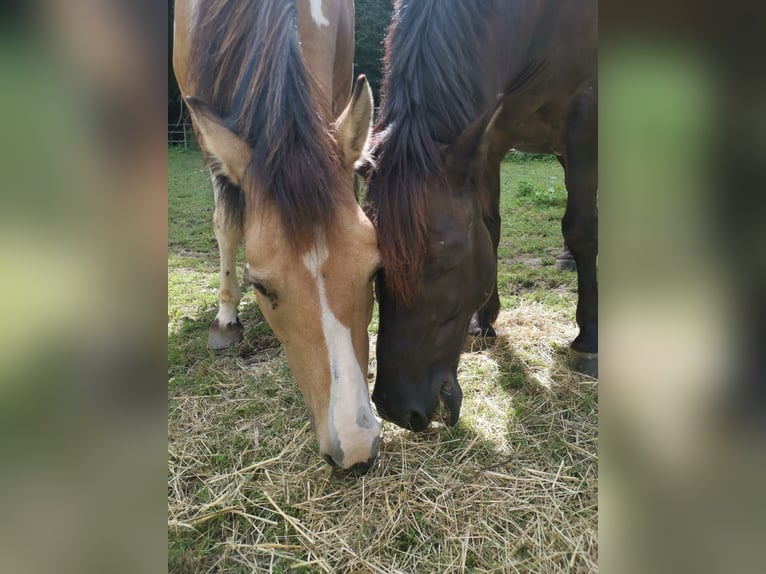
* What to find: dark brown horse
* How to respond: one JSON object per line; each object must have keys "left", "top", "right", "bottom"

{"left": 365, "top": 0, "right": 597, "bottom": 430}
{"left": 173, "top": 0, "right": 382, "bottom": 470}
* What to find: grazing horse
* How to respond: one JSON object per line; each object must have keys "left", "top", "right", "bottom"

{"left": 173, "top": 0, "right": 382, "bottom": 471}
{"left": 364, "top": 0, "right": 597, "bottom": 430}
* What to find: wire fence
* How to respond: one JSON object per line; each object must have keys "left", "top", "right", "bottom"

{"left": 168, "top": 123, "right": 195, "bottom": 148}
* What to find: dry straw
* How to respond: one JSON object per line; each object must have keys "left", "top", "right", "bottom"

{"left": 169, "top": 302, "right": 597, "bottom": 572}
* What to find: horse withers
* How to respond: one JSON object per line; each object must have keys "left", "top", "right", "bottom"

{"left": 173, "top": 0, "right": 381, "bottom": 471}
{"left": 365, "top": 0, "right": 597, "bottom": 430}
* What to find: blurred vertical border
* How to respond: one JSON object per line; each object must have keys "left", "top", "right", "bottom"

{"left": 0, "top": 1, "right": 167, "bottom": 572}
{"left": 601, "top": 1, "right": 766, "bottom": 572}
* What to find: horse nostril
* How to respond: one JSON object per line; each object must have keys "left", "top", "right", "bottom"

{"left": 322, "top": 454, "right": 340, "bottom": 468}
{"left": 323, "top": 452, "right": 377, "bottom": 474}
{"left": 349, "top": 460, "right": 372, "bottom": 476}
{"left": 405, "top": 409, "right": 429, "bottom": 432}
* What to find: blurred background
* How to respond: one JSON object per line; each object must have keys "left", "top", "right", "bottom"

{"left": 0, "top": 1, "right": 166, "bottom": 572}
{"left": 0, "top": 0, "right": 762, "bottom": 572}
{"left": 600, "top": 1, "right": 766, "bottom": 572}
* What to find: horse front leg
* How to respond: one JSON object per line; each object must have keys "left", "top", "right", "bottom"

{"left": 561, "top": 97, "right": 598, "bottom": 377}
{"left": 208, "top": 175, "right": 245, "bottom": 349}
{"left": 468, "top": 155, "right": 502, "bottom": 342}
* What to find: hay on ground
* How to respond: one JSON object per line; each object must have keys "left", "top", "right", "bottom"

{"left": 168, "top": 302, "right": 597, "bottom": 573}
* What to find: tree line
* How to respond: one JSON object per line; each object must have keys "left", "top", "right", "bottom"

{"left": 169, "top": 0, "right": 393, "bottom": 127}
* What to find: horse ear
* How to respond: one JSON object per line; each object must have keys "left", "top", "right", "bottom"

{"left": 185, "top": 96, "right": 250, "bottom": 185}
{"left": 334, "top": 75, "right": 374, "bottom": 169}
{"left": 444, "top": 100, "right": 504, "bottom": 179}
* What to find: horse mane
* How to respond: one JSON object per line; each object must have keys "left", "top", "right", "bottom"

{"left": 364, "top": 0, "right": 501, "bottom": 306}
{"left": 188, "top": 0, "right": 341, "bottom": 251}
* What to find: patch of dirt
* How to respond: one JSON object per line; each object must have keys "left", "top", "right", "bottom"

{"left": 237, "top": 321, "right": 281, "bottom": 365}
{"left": 545, "top": 246, "right": 565, "bottom": 257}
{"left": 502, "top": 255, "right": 545, "bottom": 267}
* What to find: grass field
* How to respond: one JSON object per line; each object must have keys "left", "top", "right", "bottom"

{"left": 168, "top": 146, "right": 598, "bottom": 572}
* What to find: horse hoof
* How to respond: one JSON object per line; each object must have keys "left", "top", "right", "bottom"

{"left": 555, "top": 246, "right": 577, "bottom": 271}
{"left": 207, "top": 319, "right": 244, "bottom": 350}
{"left": 568, "top": 347, "right": 598, "bottom": 378}
{"left": 468, "top": 320, "right": 496, "bottom": 338}
{"left": 555, "top": 255, "right": 577, "bottom": 272}
{"left": 463, "top": 332, "right": 496, "bottom": 352}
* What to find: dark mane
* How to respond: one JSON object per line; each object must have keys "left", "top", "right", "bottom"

{"left": 364, "top": 0, "right": 501, "bottom": 305}
{"left": 188, "top": 0, "right": 340, "bottom": 250}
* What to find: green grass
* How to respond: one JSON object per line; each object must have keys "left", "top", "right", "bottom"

{"left": 497, "top": 157, "right": 577, "bottom": 313}
{"left": 167, "top": 147, "right": 596, "bottom": 573}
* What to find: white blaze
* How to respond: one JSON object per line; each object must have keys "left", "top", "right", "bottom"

{"left": 309, "top": 0, "right": 330, "bottom": 27}
{"left": 302, "top": 237, "right": 378, "bottom": 463}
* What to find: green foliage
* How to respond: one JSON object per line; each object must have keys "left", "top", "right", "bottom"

{"left": 168, "top": 1, "right": 183, "bottom": 125}
{"left": 354, "top": 0, "right": 394, "bottom": 103}
{"left": 515, "top": 177, "right": 567, "bottom": 209}
{"left": 505, "top": 150, "right": 558, "bottom": 163}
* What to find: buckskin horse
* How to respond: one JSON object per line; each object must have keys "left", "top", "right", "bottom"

{"left": 173, "top": 0, "right": 382, "bottom": 471}
{"left": 364, "top": 0, "right": 597, "bottom": 430}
